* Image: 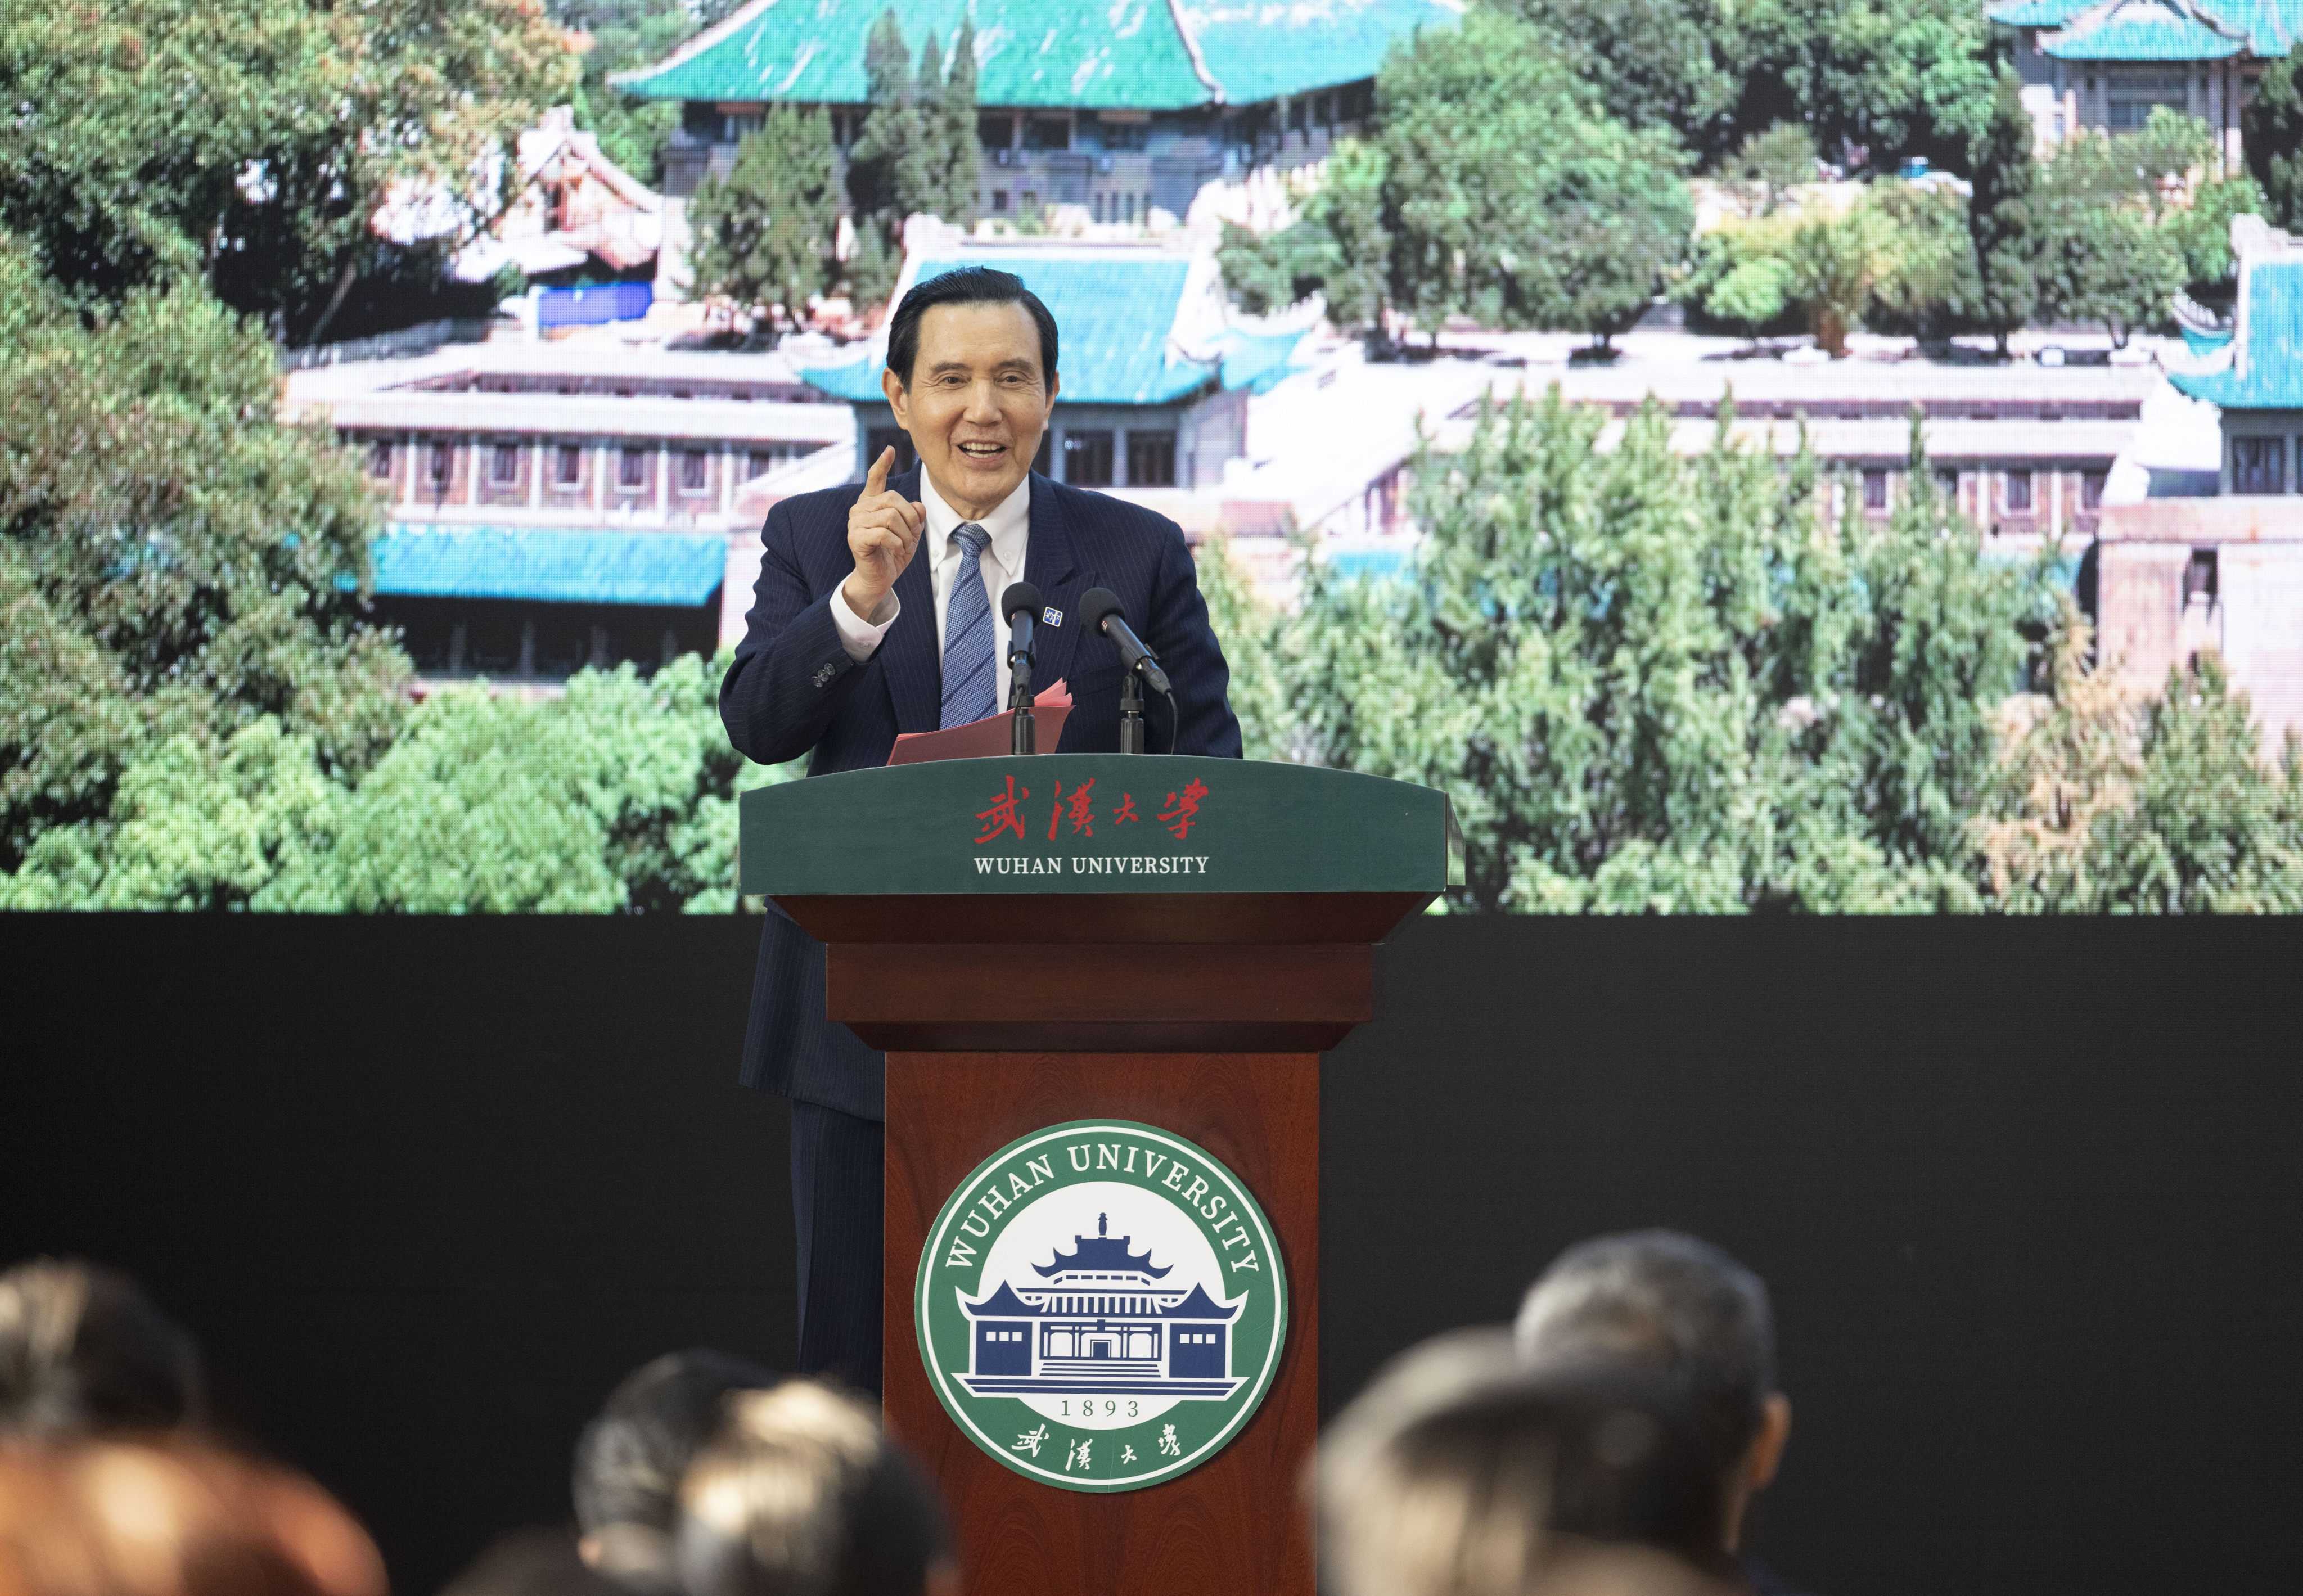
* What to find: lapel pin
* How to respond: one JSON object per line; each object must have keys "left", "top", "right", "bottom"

{"left": 1043, "top": 607, "right": 1063, "bottom": 626}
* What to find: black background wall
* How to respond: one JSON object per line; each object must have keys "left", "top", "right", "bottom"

{"left": 3, "top": 914, "right": 2299, "bottom": 1595}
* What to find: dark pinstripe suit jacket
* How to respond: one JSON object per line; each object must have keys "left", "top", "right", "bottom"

{"left": 719, "top": 467, "right": 1243, "bottom": 1119}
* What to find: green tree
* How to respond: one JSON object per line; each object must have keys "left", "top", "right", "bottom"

{"left": 1280, "top": 394, "right": 2043, "bottom": 912}
{"left": 2167, "top": 173, "right": 2265, "bottom": 302}
{"left": 1729, "top": 0, "right": 1998, "bottom": 171}
{"left": 0, "top": 0, "right": 576, "bottom": 345}
{"left": 2026, "top": 115, "right": 2207, "bottom": 346}
{"left": 1963, "top": 65, "right": 2038, "bottom": 356}
{"left": 1866, "top": 178, "right": 1983, "bottom": 342}
{"left": 2243, "top": 51, "right": 2303, "bottom": 232}
{"left": 1379, "top": 12, "right": 1691, "bottom": 346}
{"left": 2032, "top": 202, "right": 2182, "bottom": 348}
{"left": 930, "top": 19, "right": 984, "bottom": 230}
{"left": 1217, "top": 139, "right": 1391, "bottom": 327}
{"left": 842, "top": 7, "right": 982, "bottom": 308}
{"left": 3, "top": 655, "right": 805, "bottom": 913}
{"left": 1193, "top": 538, "right": 1294, "bottom": 764}
{"left": 2089, "top": 660, "right": 2303, "bottom": 911}
{"left": 1976, "top": 603, "right": 2303, "bottom": 911}
{"left": 260, "top": 659, "right": 795, "bottom": 914}
{"left": 688, "top": 106, "right": 841, "bottom": 326}
{"left": 1489, "top": 0, "right": 1740, "bottom": 160}
{"left": 557, "top": 0, "right": 704, "bottom": 184}
{"left": 0, "top": 240, "right": 408, "bottom": 880}
{"left": 1784, "top": 201, "right": 1898, "bottom": 357}
{"left": 1725, "top": 123, "right": 1821, "bottom": 217}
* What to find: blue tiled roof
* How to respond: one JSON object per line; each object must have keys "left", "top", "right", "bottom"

{"left": 1987, "top": 0, "right": 2092, "bottom": 25}
{"left": 2170, "top": 260, "right": 2303, "bottom": 408}
{"left": 614, "top": 0, "right": 1459, "bottom": 109}
{"left": 1181, "top": 0, "right": 1456, "bottom": 106}
{"left": 803, "top": 253, "right": 1243, "bottom": 406}
{"left": 372, "top": 526, "right": 729, "bottom": 605}
{"left": 2219, "top": 0, "right": 2303, "bottom": 54}
{"left": 2045, "top": 9, "right": 2244, "bottom": 59}
{"left": 1219, "top": 328, "right": 1308, "bottom": 394}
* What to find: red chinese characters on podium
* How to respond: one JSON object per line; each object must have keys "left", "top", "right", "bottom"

{"left": 1159, "top": 779, "right": 1209, "bottom": 840}
{"left": 974, "top": 776, "right": 1030, "bottom": 844}
{"left": 971, "top": 773, "right": 1208, "bottom": 847}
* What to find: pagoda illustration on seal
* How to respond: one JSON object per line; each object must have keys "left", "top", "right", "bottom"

{"left": 956, "top": 1214, "right": 1243, "bottom": 1398}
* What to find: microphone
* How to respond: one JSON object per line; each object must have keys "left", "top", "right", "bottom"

{"left": 1001, "top": 580, "right": 1042, "bottom": 675}
{"left": 1078, "top": 587, "right": 1171, "bottom": 693}
{"left": 1001, "top": 583, "right": 1041, "bottom": 754}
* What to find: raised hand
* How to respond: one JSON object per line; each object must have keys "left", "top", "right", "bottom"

{"left": 841, "top": 445, "right": 926, "bottom": 620}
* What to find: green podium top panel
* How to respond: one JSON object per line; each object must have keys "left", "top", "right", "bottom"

{"left": 739, "top": 755, "right": 1450, "bottom": 898}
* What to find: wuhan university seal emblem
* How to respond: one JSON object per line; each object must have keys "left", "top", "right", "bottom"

{"left": 916, "top": 1120, "right": 1287, "bottom": 1493}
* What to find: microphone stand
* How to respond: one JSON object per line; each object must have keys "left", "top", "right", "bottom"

{"left": 1119, "top": 666, "right": 1146, "bottom": 755}
{"left": 1008, "top": 649, "right": 1036, "bottom": 756}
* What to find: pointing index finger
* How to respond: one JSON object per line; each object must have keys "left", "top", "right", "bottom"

{"left": 863, "top": 445, "right": 894, "bottom": 497}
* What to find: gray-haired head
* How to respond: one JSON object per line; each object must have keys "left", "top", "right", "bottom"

{"left": 0, "top": 1258, "right": 204, "bottom": 1440}
{"left": 1514, "top": 1231, "right": 1776, "bottom": 1472}
{"left": 1315, "top": 1329, "right": 1732, "bottom": 1596}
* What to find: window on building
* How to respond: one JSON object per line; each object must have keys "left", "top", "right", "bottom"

{"left": 1128, "top": 430, "right": 1178, "bottom": 488}
{"left": 2183, "top": 547, "right": 2219, "bottom": 605}
{"left": 1934, "top": 468, "right": 1959, "bottom": 502}
{"left": 367, "top": 439, "right": 394, "bottom": 479}
{"left": 429, "top": 443, "right": 453, "bottom": 485}
{"left": 1025, "top": 116, "right": 1070, "bottom": 152}
{"left": 492, "top": 442, "right": 521, "bottom": 485}
{"left": 2234, "top": 435, "right": 2284, "bottom": 494}
{"left": 2107, "top": 74, "right": 2188, "bottom": 130}
{"left": 1020, "top": 190, "right": 1038, "bottom": 213}
{"left": 619, "top": 447, "right": 647, "bottom": 489}
{"left": 556, "top": 445, "right": 583, "bottom": 486}
{"left": 2006, "top": 470, "right": 2034, "bottom": 512}
{"left": 1062, "top": 429, "right": 1114, "bottom": 487}
{"left": 867, "top": 427, "right": 917, "bottom": 476}
{"left": 978, "top": 112, "right": 1015, "bottom": 149}
{"left": 991, "top": 189, "right": 1009, "bottom": 213}
{"left": 1862, "top": 468, "right": 1887, "bottom": 510}
{"left": 1099, "top": 118, "right": 1148, "bottom": 151}
{"left": 680, "top": 449, "right": 709, "bottom": 492}
{"left": 2081, "top": 470, "right": 2106, "bottom": 510}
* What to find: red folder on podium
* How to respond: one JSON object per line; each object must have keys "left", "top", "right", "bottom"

{"left": 887, "top": 680, "right": 1072, "bottom": 765}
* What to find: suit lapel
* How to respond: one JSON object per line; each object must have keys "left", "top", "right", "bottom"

{"left": 875, "top": 468, "right": 942, "bottom": 733}
{"left": 1022, "top": 473, "right": 1089, "bottom": 699}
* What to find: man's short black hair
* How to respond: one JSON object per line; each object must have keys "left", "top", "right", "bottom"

{"left": 573, "top": 1349, "right": 778, "bottom": 1538}
{"left": 0, "top": 1258, "right": 204, "bottom": 1439}
{"left": 884, "top": 267, "right": 1058, "bottom": 387}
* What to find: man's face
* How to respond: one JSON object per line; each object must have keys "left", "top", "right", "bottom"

{"left": 884, "top": 300, "right": 1058, "bottom": 516}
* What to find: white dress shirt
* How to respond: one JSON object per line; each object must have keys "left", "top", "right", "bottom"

{"left": 831, "top": 470, "right": 1033, "bottom": 711}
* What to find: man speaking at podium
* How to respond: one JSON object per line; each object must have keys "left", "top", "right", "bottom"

{"left": 719, "top": 265, "right": 1243, "bottom": 1397}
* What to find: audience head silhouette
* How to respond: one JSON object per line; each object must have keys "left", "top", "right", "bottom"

{"left": 1317, "top": 1331, "right": 1732, "bottom": 1596}
{"left": 571, "top": 1349, "right": 780, "bottom": 1594}
{"left": 0, "top": 1259, "right": 204, "bottom": 1441}
{"left": 0, "top": 1437, "right": 387, "bottom": 1596}
{"left": 1515, "top": 1232, "right": 1791, "bottom": 1560}
{"left": 676, "top": 1380, "right": 954, "bottom": 1596}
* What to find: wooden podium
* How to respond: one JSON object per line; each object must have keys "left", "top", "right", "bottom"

{"left": 742, "top": 755, "right": 1450, "bottom": 1594}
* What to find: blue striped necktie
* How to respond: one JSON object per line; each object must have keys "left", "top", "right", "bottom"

{"left": 940, "top": 521, "right": 997, "bottom": 728}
